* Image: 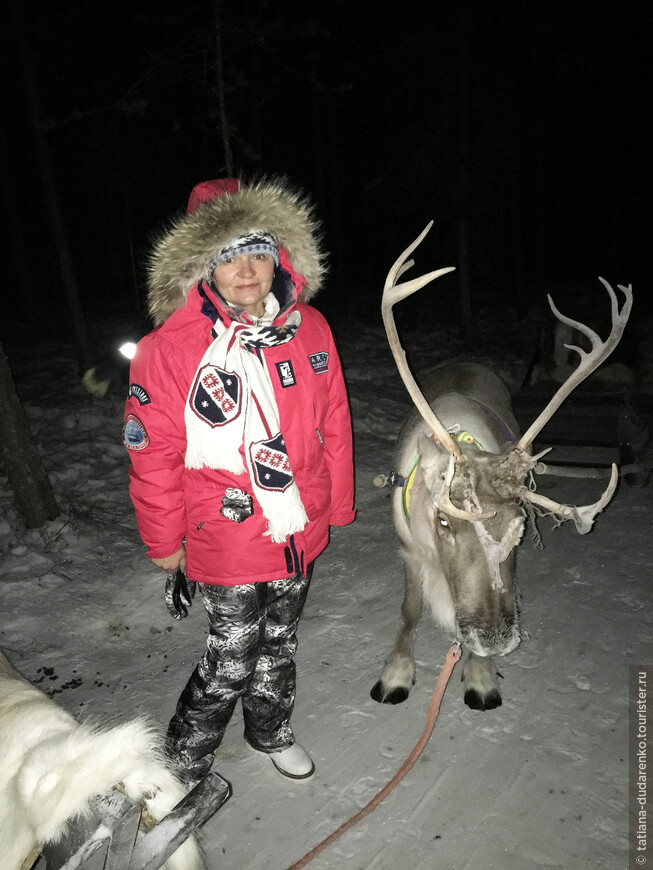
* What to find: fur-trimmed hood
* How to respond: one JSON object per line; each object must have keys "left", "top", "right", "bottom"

{"left": 147, "top": 177, "right": 326, "bottom": 326}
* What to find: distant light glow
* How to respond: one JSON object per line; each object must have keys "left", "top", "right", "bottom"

{"left": 119, "top": 342, "right": 137, "bottom": 360}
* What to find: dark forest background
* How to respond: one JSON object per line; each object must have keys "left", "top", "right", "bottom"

{"left": 1, "top": 1, "right": 649, "bottom": 368}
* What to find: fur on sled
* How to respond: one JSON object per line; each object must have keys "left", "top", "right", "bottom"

{"left": 0, "top": 651, "right": 204, "bottom": 870}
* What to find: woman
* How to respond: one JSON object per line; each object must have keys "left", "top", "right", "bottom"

{"left": 123, "top": 177, "right": 355, "bottom": 786}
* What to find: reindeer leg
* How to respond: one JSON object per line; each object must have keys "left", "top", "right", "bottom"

{"left": 462, "top": 652, "right": 502, "bottom": 710}
{"left": 370, "top": 562, "right": 423, "bottom": 704}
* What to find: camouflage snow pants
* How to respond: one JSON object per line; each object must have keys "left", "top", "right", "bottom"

{"left": 166, "top": 566, "right": 313, "bottom": 783}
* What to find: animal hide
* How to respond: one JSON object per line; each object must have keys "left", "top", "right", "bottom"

{"left": 0, "top": 651, "right": 204, "bottom": 870}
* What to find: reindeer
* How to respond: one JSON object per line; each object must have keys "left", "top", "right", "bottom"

{"left": 370, "top": 223, "right": 632, "bottom": 711}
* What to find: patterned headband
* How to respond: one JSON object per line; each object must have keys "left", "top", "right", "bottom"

{"left": 211, "top": 232, "right": 280, "bottom": 270}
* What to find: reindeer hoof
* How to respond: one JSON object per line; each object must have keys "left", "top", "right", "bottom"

{"left": 464, "top": 687, "right": 502, "bottom": 711}
{"left": 370, "top": 681, "right": 410, "bottom": 705}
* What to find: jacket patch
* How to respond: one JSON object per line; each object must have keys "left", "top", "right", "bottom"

{"left": 190, "top": 365, "right": 242, "bottom": 427}
{"left": 309, "top": 352, "right": 329, "bottom": 374}
{"left": 123, "top": 415, "right": 150, "bottom": 451}
{"left": 128, "top": 383, "right": 151, "bottom": 405}
{"left": 250, "top": 433, "right": 294, "bottom": 491}
{"left": 275, "top": 360, "right": 296, "bottom": 387}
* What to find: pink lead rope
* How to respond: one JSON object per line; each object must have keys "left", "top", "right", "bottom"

{"left": 286, "top": 642, "right": 463, "bottom": 870}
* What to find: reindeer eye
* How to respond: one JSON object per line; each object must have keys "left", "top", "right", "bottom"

{"left": 438, "top": 515, "right": 450, "bottom": 529}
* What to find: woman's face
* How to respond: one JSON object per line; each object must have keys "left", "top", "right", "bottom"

{"left": 212, "top": 253, "right": 276, "bottom": 317}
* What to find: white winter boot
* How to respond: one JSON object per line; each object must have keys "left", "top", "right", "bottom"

{"left": 250, "top": 742, "right": 315, "bottom": 781}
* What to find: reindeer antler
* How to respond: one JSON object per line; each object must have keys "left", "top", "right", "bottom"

{"left": 383, "top": 227, "right": 494, "bottom": 523}
{"left": 520, "top": 464, "right": 619, "bottom": 534}
{"left": 513, "top": 278, "right": 631, "bottom": 531}
{"left": 382, "top": 222, "right": 459, "bottom": 455}
{"left": 516, "top": 278, "right": 633, "bottom": 451}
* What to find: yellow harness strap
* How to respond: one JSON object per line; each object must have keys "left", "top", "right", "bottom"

{"left": 401, "top": 457, "right": 420, "bottom": 521}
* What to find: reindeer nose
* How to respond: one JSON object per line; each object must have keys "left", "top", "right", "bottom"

{"left": 501, "top": 624, "right": 522, "bottom": 655}
{"left": 461, "top": 622, "right": 521, "bottom": 657}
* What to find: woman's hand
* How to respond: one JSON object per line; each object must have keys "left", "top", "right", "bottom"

{"left": 150, "top": 548, "right": 186, "bottom": 573}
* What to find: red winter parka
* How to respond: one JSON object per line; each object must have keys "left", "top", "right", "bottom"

{"left": 123, "top": 178, "right": 355, "bottom": 585}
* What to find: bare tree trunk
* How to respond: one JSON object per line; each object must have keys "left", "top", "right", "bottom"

{"left": 10, "top": 3, "right": 93, "bottom": 374}
{"left": 0, "top": 344, "right": 59, "bottom": 528}
{"left": 213, "top": 0, "right": 233, "bottom": 176}
{"left": 326, "top": 91, "right": 348, "bottom": 310}
{"left": 457, "top": 11, "right": 474, "bottom": 346}
{"left": 1, "top": 146, "right": 38, "bottom": 310}
{"left": 114, "top": 117, "right": 145, "bottom": 328}
{"left": 509, "top": 171, "right": 524, "bottom": 309}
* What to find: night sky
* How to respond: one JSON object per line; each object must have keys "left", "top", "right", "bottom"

{"left": 2, "top": 1, "right": 650, "bottom": 347}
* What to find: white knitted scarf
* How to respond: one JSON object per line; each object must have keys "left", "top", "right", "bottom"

{"left": 185, "top": 307, "right": 308, "bottom": 543}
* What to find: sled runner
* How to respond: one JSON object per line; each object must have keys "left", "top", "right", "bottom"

{"left": 31, "top": 771, "right": 230, "bottom": 870}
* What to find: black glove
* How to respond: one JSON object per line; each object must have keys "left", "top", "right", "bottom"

{"left": 164, "top": 569, "right": 197, "bottom": 619}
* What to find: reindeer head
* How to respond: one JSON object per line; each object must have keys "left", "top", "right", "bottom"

{"left": 407, "top": 439, "right": 526, "bottom": 655}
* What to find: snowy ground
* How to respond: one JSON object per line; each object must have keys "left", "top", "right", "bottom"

{"left": 1, "top": 308, "right": 651, "bottom": 870}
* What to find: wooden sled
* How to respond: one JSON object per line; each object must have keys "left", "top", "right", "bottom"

{"left": 29, "top": 771, "right": 230, "bottom": 870}
{"left": 513, "top": 383, "right": 652, "bottom": 487}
